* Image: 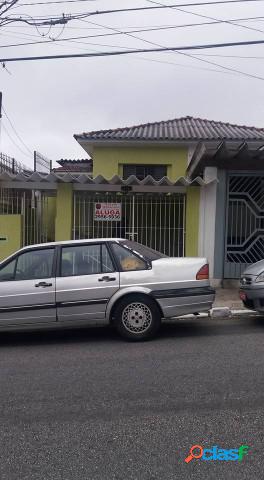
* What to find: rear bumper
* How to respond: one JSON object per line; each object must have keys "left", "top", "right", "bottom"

{"left": 152, "top": 286, "right": 215, "bottom": 318}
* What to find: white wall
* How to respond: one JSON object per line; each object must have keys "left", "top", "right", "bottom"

{"left": 198, "top": 167, "right": 220, "bottom": 286}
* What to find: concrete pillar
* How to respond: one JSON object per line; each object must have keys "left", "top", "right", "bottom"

{"left": 185, "top": 186, "right": 200, "bottom": 257}
{"left": 55, "top": 184, "right": 73, "bottom": 241}
{"left": 198, "top": 167, "right": 218, "bottom": 284}
{"left": 0, "top": 215, "right": 22, "bottom": 260}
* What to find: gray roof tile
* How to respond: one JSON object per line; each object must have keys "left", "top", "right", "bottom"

{"left": 74, "top": 116, "right": 264, "bottom": 142}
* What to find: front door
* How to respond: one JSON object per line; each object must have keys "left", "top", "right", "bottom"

{"left": 0, "top": 247, "right": 56, "bottom": 325}
{"left": 56, "top": 242, "right": 119, "bottom": 322}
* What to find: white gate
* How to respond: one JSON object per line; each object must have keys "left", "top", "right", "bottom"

{"left": 73, "top": 192, "right": 185, "bottom": 256}
{"left": 0, "top": 188, "right": 55, "bottom": 246}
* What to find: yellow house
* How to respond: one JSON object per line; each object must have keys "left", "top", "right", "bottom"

{"left": 2, "top": 116, "right": 264, "bottom": 285}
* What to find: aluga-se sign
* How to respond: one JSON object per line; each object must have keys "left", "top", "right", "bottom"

{"left": 94, "top": 203, "right": 122, "bottom": 221}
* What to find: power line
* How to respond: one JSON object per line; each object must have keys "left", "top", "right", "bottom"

{"left": 3, "top": 0, "right": 264, "bottom": 27}
{"left": 83, "top": 19, "right": 264, "bottom": 81}
{"left": 135, "top": 53, "right": 238, "bottom": 75}
{"left": 7, "top": 17, "right": 235, "bottom": 76}
{"left": 193, "top": 53, "right": 264, "bottom": 58}
{"left": 1, "top": 123, "right": 32, "bottom": 159}
{"left": 1, "top": 38, "right": 264, "bottom": 61}
{"left": 146, "top": 0, "right": 264, "bottom": 36}
{"left": 2, "top": 15, "right": 264, "bottom": 49}
{"left": 2, "top": 106, "right": 33, "bottom": 155}
{"left": 17, "top": 0, "right": 97, "bottom": 5}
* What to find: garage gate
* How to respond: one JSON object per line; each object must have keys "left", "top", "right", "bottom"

{"left": 73, "top": 192, "right": 186, "bottom": 257}
{"left": 225, "top": 173, "right": 264, "bottom": 278}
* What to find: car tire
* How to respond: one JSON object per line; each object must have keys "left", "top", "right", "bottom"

{"left": 113, "top": 294, "right": 161, "bottom": 341}
{"left": 242, "top": 299, "right": 254, "bottom": 310}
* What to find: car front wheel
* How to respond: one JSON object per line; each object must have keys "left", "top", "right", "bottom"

{"left": 113, "top": 294, "right": 161, "bottom": 341}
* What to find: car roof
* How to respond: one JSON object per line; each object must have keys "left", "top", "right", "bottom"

{"left": 20, "top": 238, "right": 125, "bottom": 251}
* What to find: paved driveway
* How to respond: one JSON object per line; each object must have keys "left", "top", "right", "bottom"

{"left": 0, "top": 314, "right": 263, "bottom": 479}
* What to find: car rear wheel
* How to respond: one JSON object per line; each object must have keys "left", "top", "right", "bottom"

{"left": 113, "top": 294, "right": 161, "bottom": 341}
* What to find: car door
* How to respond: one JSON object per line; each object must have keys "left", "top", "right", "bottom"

{"left": 110, "top": 242, "right": 151, "bottom": 289}
{"left": 56, "top": 242, "right": 120, "bottom": 322}
{"left": 0, "top": 246, "right": 56, "bottom": 325}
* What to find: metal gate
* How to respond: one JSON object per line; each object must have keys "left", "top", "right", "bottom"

{"left": 224, "top": 173, "right": 264, "bottom": 278}
{"left": 0, "top": 188, "right": 56, "bottom": 246}
{"left": 73, "top": 192, "right": 185, "bottom": 256}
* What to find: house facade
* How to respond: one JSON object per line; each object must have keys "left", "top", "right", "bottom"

{"left": 1, "top": 116, "right": 264, "bottom": 286}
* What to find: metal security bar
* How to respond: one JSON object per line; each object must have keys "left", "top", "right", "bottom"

{"left": 73, "top": 192, "right": 185, "bottom": 257}
{"left": 34, "top": 151, "right": 52, "bottom": 173}
{"left": 0, "top": 152, "right": 31, "bottom": 174}
{"left": 0, "top": 188, "right": 22, "bottom": 214}
{"left": 225, "top": 174, "right": 264, "bottom": 278}
{"left": 0, "top": 188, "right": 55, "bottom": 247}
{"left": 22, "top": 191, "right": 55, "bottom": 246}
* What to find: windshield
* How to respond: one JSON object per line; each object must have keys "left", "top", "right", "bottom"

{"left": 118, "top": 240, "right": 168, "bottom": 261}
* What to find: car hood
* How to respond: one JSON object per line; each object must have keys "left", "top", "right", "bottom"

{"left": 242, "top": 260, "right": 264, "bottom": 276}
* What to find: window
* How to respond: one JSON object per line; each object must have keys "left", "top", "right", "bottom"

{"left": 119, "top": 240, "right": 167, "bottom": 261}
{"left": 0, "top": 248, "right": 54, "bottom": 282}
{"left": 123, "top": 165, "right": 167, "bottom": 181}
{"left": 0, "top": 258, "right": 16, "bottom": 282}
{"left": 111, "top": 243, "right": 147, "bottom": 271}
{"left": 61, "top": 243, "right": 114, "bottom": 277}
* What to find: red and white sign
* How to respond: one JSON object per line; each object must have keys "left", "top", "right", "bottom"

{"left": 94, "top": 202, "right": 122, "bottom": 221}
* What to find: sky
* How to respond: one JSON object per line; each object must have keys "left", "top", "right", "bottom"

{"left": 0, "top": 0, "right": 264, "bottom": 169}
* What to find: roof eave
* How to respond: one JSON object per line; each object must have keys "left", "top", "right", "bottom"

{"left": 74, "top": 136, "right": 202, "bottom": 156}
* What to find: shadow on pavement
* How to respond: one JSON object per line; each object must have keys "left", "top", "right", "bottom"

{"left": 160, "top": 315, "right": 264, "bottom": 339}
{"left": 0, "top": 315, "right": 263, "bottom": 348}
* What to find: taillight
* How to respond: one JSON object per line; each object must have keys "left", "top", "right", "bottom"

{"left": 196, "top": 264, "right": 209, "bottom": 280}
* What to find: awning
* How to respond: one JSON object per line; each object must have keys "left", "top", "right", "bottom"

{"left": 0, "top": 172, "right": 216, "bottom": 192}
{"left": 187, "top": 140, "right": 264, "bottom": 178}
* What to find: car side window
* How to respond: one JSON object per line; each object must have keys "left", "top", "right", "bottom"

{"left": 0, "top": 258, "right": 17, "bottom": 282}
{"left": 111, "top": 243, "right": 147, "bottom": 271}
{"left": 0, "top": 248, "right": 54, "bottom": 282}
{"left": 61, "top": 243, "right": 114, "bottom": 277}
{"left": 15, "top": 249, "right": 55, "bottom": 280}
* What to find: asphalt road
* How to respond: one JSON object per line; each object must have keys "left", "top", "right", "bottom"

{"left": 0, "top": 314, "right": 263, "bottom": 480}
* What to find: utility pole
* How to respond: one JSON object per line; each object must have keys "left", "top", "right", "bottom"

{"left": 0, "top": 91, "right": 2, "bottom": 152}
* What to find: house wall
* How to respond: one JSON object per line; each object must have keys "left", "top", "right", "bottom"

{"left": 0, "top": 215, "right": 22, "bottom": 261}
{"left": 55, "top": 184, "right": 73, "bottom": 241}
{"left": 93, "top": 146, "right": 188, "bottom": 179}
{"left": 185, "top": 187, "right": 200, "bottom": 257}
{"left": 213, "top": 170, "right": 227, "bottom": 283}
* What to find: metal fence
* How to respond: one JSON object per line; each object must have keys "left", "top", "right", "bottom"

{"left": 225, "top": 173, "right": 264, "bottom": 278}
{"left": 34, "top": 151, "right": 52, "bottom": 173}
{"left": 0, "top": 152, "right": 30, "bottom": 174}
{"left": 0, "top": 188, "right": 55, "bottom": 246}
{"left": 73, "top": 192, "right": 186, "bottom": 257}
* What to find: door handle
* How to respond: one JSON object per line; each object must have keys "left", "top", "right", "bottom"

{"left": 98, "top": 276, "right": 116, "bottom": 282}
{"left": 35, "top": 281, "right": 52, "bottom": 287}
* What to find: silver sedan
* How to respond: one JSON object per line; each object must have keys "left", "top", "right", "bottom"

{"left": 0, "top": 238, "right": 215, "bottom": 340}
{"left": 240, "top": 260, "right": 264, "bottom": 313}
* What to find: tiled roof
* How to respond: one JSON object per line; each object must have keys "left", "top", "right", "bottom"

{"left": 53, "top": 165, "right": 92, "bottom": 172}
{"left": 58, "top": 159, "right": 91, "bottom": 165}
{"left": 54, "top": 158, "right": 92, "bottom": 173}
{"left": 74, "top": 116, "right": 264, "bottom": 142}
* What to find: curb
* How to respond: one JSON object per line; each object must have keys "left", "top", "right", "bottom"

{"left": 174, "top": 308, "right": 257, "bottom": 320}
{"left": 210, "top": 307, "right": 257, "bottom": 318}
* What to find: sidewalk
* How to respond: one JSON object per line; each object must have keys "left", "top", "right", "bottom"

{"left": 213, "top": 287, "right": 245, "bottom": 310}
